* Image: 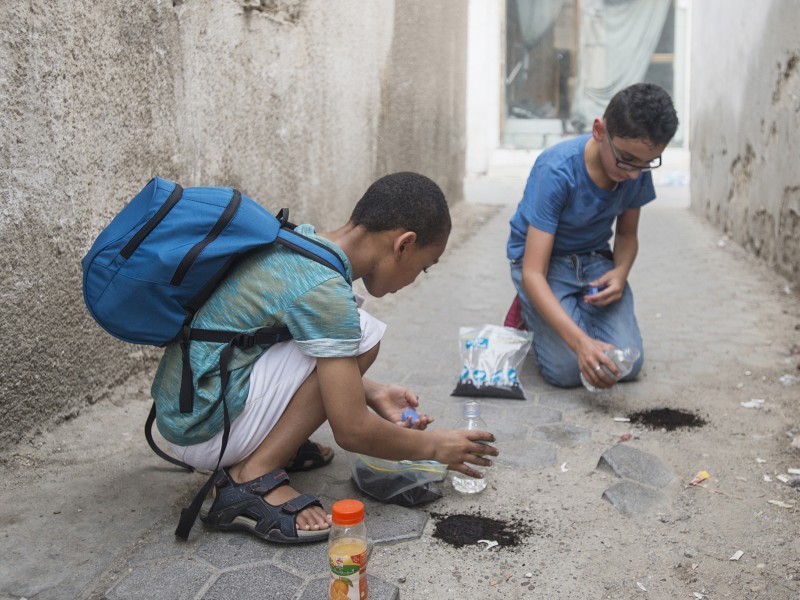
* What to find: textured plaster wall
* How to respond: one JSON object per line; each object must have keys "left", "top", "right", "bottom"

{"left": 0, "top": 0, "right": 467, "bottom": 449}
{"left": 690, "top": 0, "right": 800, "bottom": 283}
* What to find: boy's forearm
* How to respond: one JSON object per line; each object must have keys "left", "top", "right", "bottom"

{"left": 318, "top": 359, "right": 433, "bottom": 459}
{"left": 612, "top": 232, "right": 638, "bottom": 279}
{"left": 524, "top": 270, "right": 590, "bottom": 353}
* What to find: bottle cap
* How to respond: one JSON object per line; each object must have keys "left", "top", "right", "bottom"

{"left": 332, "top": 499, "right": 365, "bottom": 526}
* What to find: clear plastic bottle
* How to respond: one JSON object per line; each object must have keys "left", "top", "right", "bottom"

{"left": 580, "top": 347, "right": 641, "bottom": 392}
{"left": 451, "top": 400, "right": 488, "bottom": 494}
{"left": 328, "top": 499, "right": 368, "bottom": 600}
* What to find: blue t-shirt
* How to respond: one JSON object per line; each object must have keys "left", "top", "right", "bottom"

{"left": 151, "top": 224, "right": 360, "bottom": 446}
{"left": 507, "top": 134, "right": 656, "bottom": 259}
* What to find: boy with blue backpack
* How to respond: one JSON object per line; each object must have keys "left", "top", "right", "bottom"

{"left": 507, "top": 83, "right": 679, "bottom": 390}
{"left": 141, "top": 172, "right": 497, "bottom": 542}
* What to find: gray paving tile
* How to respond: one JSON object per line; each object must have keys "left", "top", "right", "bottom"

{"left": 601, "top": 481, "right": 672, "bottom": 517}
{"left": 360, "top": 500, "right": 429, "bottom": 544}
{"left": 531, "top": 423, "right": 592, "bottom": 447}
{"left": 106, "top": 558, "right": 215, "bottom": 600}
{"left": 274, "top": 539, "right": 339, "bottom": 578}
{"left": 194, "top": 532, "right": 279, "bottom": 569}
{"left": 129, "top": 523, "right": 192, "bottom": 565}
{"left": 596, "top": 444, "right": 675, "bottom": 488}
{"left": 510, "top": 403, "right": 564, "bottom": 425}
{"left": 538, "top": 389, "right": 596, "bottom": 412}
{"left": 495, "top": 439, "right": 558, "bottom": 468}
{"left": 201, "top": 564, "right": 304, "bottom": 600}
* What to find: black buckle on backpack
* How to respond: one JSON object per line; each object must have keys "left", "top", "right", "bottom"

{"left": 233, "top": 333, "right": 257, "bottom": 350}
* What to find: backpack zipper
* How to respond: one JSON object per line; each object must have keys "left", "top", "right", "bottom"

{"left": 170, "top": 189, "right": 241, "bottom": 287}
{"left": 120, "top": 183, "right": 184, "bottom": 260}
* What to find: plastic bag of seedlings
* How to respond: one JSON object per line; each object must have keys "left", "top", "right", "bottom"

{"left": 452, "top": 324, "right": 532, "bottom": 400}
{"left": 348, "top": 453, "right": 448, "bottom": 506}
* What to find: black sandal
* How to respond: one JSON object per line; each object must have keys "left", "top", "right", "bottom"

{"left": 285, "top": 439, "right": 335, "bottom": 472}
{"left": 200, "top": 468, "right": 330, "bottom": 543}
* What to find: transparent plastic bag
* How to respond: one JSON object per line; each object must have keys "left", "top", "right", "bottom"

{"left": 348, "top": 453, "right": 447, "bottom": 506}
{"left": 451, "top": 324, "right": 533, "bottom": 400}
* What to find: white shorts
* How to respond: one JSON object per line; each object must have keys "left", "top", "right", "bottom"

{"left": 167, "top": 308, "right": 386, "bottom": 471}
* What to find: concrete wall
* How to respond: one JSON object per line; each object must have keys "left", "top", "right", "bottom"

{"left": 690, "top": 0, "right": 800, "bottom": 283}
{"left": 0, "top": 0, "right": 467, "bottom": 449}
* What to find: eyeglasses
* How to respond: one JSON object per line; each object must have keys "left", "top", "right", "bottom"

{"left": 607, "top": 136, "right": 661, "bottom": 171}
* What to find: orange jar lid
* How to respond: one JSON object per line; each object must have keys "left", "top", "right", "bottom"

{"left": 332, "top": 499, "right": 365, "bottom": 526}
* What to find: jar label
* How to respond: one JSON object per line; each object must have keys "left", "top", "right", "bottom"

{"left": 329, "top": 543, "right": 368, "bottom": 600}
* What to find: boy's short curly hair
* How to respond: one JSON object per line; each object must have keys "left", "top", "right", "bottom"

{"left": 349, "top": 172, "right": 451, "bottom": 247}
{"left": 604, "top": 83, "right": 679, "bottom": 146}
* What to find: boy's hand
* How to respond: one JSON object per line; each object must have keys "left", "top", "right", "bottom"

{"left": 576, "top": 337, "right": 618, "bottom": 389}
{"left": 429, "top": 429, "right": 498, "bottom": 478}
{"left": 365, "top": 382, "right": 434, "bottom": 430}
{"left": 584, "top": 268, "right": 626, "bottom": 306}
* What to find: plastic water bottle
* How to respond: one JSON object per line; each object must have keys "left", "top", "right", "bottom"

{"left": 451, "top": 401, "right": 488, "bottom": 494}
{"left": 580, "top": 347, "right": 641, "bottom": 392}
{"left": 328, "top": 499, "right": 368, "bottom": 600}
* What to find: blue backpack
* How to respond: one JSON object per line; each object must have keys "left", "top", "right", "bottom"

{"left": 82, "top": 177, "right": 349, "bottom": 537}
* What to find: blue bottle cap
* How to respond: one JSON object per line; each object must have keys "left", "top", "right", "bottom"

{"left": 401, "top": 408, "right": 419, "bottom": 424}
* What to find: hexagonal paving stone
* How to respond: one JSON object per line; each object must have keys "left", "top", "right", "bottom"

{"left": 106, "top": 558, "right": 214, "bottom": 600}
{"left": 601, "top": 481, "right": 671, "bottom": 517}
{"left": 495, "top": 439, "right": 558, "bottom": 468}
{"left": 129, "top": 524, "right": 191, "bottom": 565}
{"left": 194, "top": 531, "right": 278, "bottom": 569}
{"left": 361, "top": 500, "right": 429, "bottom": 544}
{"left": 275, "top": 538, "right": 341, "bottom": 577}
{"left": 202, "top": 563, "right": 304, "bottom": 600}
{"left": 508, "top": 403, "right": 563, "bottom": 425}
{"left": 531, "top": 422, "right": 592, "bottom": 447}
{"left": 596, "top": 444, "right": 674, "bottom": 488}
{"left": 537, "top": 390, "right": 596, "bottom": 412}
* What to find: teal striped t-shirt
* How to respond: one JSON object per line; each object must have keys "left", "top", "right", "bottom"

{"left": 151, "top": 224, "right": 360, "bottom": 446}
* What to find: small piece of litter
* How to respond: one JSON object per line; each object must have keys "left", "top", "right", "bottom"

{"left": 477, "top": 539, "right": 499, "bottom": 549}
{"left": 779, "top": 374, "right": 800, "bottom": 386}
{"left": 740, "top": 399, "right": 766, "bottom": 409}
{"left": 777, "top": 475, "right": 790, "bottom": 483}
{"left": 694, "top": 594, "right": 705, "bottom": 599}
{"left": 729, "top": 550, "right": 744, "bottom": 561}
{"left": 767, "top": 500, "right": 794, "bottom": 509}
{"left": 763, "top": 474, "right": 773, "bottom": 482}
{"left": 756, "top": 457, "right": 767, "bottom": 464}
{"left": 690, "top": 470, "right": 710, "bottom": 486}
{"left": 619, "top": 433, "right": 633, "bottom": 442}
{"left": 735, "top": 476, "right": 748, "bottom": 482}
{"left": 636, "top": 581, "right": 647, "bottom": 592}
{"left": 613, "top": 417, "right": 631, "bottom": 422}
{"left": 525, "top": 573, "right": 532, "bottom": 578}
{"left": 560, "top": 462, "right": 569, "bottom": 473}
{"left": 787, "top": 468, "right": 800, "bottom": 475}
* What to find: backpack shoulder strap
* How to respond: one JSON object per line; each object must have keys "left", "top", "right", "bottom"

{"left": 275, "top": 221, "right": 348, "bottom": 281}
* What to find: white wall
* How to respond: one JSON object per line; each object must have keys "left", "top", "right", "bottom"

{"left": 0, "top": 0, "right": 468, "bottom": 448}
{"left": 690, "top": 0, "right": 800, "bottom": 282}
{"left": 466, "top": 0, "right": 502, "bottom": 176}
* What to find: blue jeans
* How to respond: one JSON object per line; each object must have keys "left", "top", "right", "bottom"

{"left": 510, "top": 253, "right": 644, "bottom": 388}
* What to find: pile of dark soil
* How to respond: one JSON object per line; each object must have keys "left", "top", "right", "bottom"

{"left": 628, "top": 407, "right": 707, "bottom": 431}
{"left": 430, "top": 511, "right": 534, "bottom": 548}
